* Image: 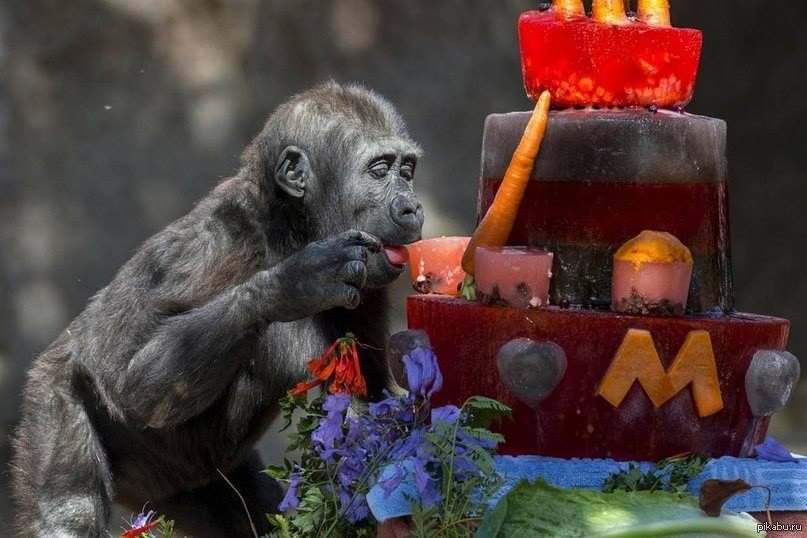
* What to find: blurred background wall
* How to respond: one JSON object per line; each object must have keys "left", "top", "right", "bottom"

{"left": 1, "top": 0, "right": 805, "bottom": 531}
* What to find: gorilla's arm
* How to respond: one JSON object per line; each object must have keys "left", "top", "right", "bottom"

{"left": 116, "top": 271, "right": 273, "bottom": 429}
{"left": 106, "top": 226, "right": 381, "bottom": 430}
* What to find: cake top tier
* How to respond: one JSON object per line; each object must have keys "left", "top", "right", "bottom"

{"left": 519, "top": 1, "right": 703, "bottom": 109}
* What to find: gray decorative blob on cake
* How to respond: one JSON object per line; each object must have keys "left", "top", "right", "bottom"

{"left": 496, "top": 338, "right": 567, "bottom": 408}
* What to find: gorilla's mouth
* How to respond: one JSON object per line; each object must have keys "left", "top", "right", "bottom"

{"left": 382, "top": 244, "right": 410, "bottom": 268}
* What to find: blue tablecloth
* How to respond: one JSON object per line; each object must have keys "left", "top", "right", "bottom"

{"left": 368, "top": 455, "right": 807, "bottom": 523}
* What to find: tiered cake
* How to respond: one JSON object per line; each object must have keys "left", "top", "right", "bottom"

{"left": 407, "top": 2, "right": 797, "bottom": 462}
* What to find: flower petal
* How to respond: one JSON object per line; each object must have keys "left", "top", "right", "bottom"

{"left": 431, "top": 405, "right": 460, "bottom": 425}
{"left": 755, "top": 437, "right": 798, "bottom": 463}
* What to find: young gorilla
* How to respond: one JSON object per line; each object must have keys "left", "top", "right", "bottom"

{"left": 11, "top": 82, "right": 424, "bottom": 537}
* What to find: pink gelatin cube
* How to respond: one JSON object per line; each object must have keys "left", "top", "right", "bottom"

{"left": 475, "top": 247, "right": 553, "bottom": 308}
{"left": 407, "top": 237, "right": 471, "bottom": 296}
{"left": 612, "top": 259, "right": 693, "bottom": 315}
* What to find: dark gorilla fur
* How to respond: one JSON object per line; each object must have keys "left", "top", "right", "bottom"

{"left": 11, "top": 82, "right": 424, "bottom": 537}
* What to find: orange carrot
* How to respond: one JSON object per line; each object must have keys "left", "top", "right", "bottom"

{"left": 461, "top": 91, "right": 551, "bottom": 276}
{"left": 638, "top": 0, "right": 671, "bottom": 27}
{"left": 592, "top": 0, "right": 629, "bottom": 25}
{"left": 553, "top": 0, "right": 585, "bottom": 19}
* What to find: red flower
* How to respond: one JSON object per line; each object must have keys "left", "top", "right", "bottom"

{"left": 290, "top": 334, "right": 368, "bottom": 398}
{"left": 121, "top": 521, "right": 159, "bottom": 538}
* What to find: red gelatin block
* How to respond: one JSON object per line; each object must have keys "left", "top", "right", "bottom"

{"left": 408, "top": 295, "right": 790, "bottom": 461}
{"left": 476, "top": 247, "right": 553, "bottom": 308}
{"left": 519, "top": 10, "right": 703, "bottom": 108}
{"left": 407, "top": 237, "right": 470, "bottom": 296}
{"left": 612, "top": 260, "right": 693, "bottom": 316}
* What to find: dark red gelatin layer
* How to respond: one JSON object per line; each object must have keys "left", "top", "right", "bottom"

{"left": 519, "top": 10, "right": 703, "bottom": 108}
{"left": 479, "top": 179, "right": 732, "bottom": 312}
{"left": 408, "top": 295, "right": 789, "bottom": 461}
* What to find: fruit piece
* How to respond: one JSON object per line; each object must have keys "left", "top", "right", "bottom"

{"left": 639, "top": 0, "right": 671, "bottom": 27}
{"left": 462, "top": 92, "right": 551, "bottom": 275}
{"left": 518, "top": 8, "right": 702, "bottom": 108}
{"left": 553, "top": 0, "right": 584, "bottom": 20}
{"left": 614, "top": 230, "right": 694, "bottom": 270}
{"left": 592, "top": 0, "right": 628, "bottom": 25}
{"left": 407, "top": 237, "right": 470, "bottom": 296}
{"left": 596, "top": 329, "right": 723, "bottom": 418}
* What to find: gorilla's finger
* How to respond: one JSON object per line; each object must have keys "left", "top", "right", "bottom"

{"left": 340, "top": 230, "right": 381, "bottom": 253}
{"left": 323, "top": 284, "right": 361, "bottom": 310}
{"left": 344, "top": 246, "right": 369, "bottom": 263}
{"left": 342, "top": 260, "right": 367, "bottom": 288}
{"left": 339, "top": 285, "right": 361, "bottom": 310}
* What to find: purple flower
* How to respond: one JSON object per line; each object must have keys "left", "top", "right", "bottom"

{"left": 312, "top": 417, "right": 343, "bottom": 454}
{"left": 390, "top": 427, "right": 425, "bottom": 460}
{"left": 379, "top": 464, "right": 405, "bottom": 498}
{"left": 323, "top": 394, "right": 351, "bottom": 413}
{"left": 338, "top": 489, "right": 370, "bottom": 523}
{"left": 755, "top": 437, "right": 798, "bottom": 463}
{"left": 370, "top": 396, "right": 413, "bottom": 422}
{"left": 312, "top": 396, "right": 350, "bottom": 455}
{"left": 131, "top": 509, "right": 155, "bottom": 529}
{"left": 414, "top": 460, "right": 441, "bottom": 508}
{"left": 337, "top": 454, "right": 366, "bottom": 486}
{"left": 431, "top": 405, "right": 460, "bottom": 425}
{"left": 402, "top": 347, "right": 443, "bottom": 397}
{"left": 344, "top": 416, "right": 364, "bottom": 444}
{"left": 279, "top": 474, "right": 302, "bottom": 512}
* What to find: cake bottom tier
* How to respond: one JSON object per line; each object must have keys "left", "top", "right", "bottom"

{"left": 407, "top": 295, "right": 790, "bottom": 461}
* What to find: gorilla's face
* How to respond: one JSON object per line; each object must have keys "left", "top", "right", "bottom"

{"left": 273, "top": 135, "right": 423, "bottom": 290}
{"left": 349, "top": 138, "right": 424, "bottom": 288}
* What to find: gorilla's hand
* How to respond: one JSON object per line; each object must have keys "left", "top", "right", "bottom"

{"left": 263, "top": 229, "right": 382, "bottom": 322}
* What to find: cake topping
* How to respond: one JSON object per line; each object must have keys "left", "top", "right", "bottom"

{"left": 592, "top": 0, "right": 628, "bottom": 25}
{"left": 614, "top": 230, "right": 693, "bottom": 270}
{"left": 519, "top": 2, "right": 703, "bottom": 108}
{"left": 639, "top": 0, "right": 672, "bottom": 27}
{"left": 462, "top": 91, "right": 551, "bottom": 275}
{"left": 597, "top": 329, "right": 724, "bottom": 418}
{"left": 553, "top": 0, "right": 585, "bottom": 19}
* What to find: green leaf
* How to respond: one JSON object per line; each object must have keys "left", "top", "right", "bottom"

{"left": 264, "top": 464, "right": 288, "bottom": 480}
{"left": 154, "top": 515, "right": 176, "bottom": 538}
{"left": 602, "top": 455, "right": 708, "bottom": 495}
{"left": 475, "top": 480, "right": 761, "bottom": 538}
{"left": 474, "top": 490, "right": 508, "bottom": 538}
{"left": 462, "top": 396, "right": 512, "bottom": 429}
{"left": 460, "top": 274, "right": 477, "bottom": 301}
{"left": 266, "top": 514, "right": 293, "bottom": 538}
{"left": 462, "top": 426, "right": 505, "bottom": 446}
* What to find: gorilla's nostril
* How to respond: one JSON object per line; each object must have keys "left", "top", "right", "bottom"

{"left": 391, "top": 194, "right": 423, "bottom": 232}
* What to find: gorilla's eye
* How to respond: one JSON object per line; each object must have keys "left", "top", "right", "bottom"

{"left": 368, "top": 158, "right": 392, "bottom": 179}
{"left": 400, "top": 160, "right": 416, "bottom": 181}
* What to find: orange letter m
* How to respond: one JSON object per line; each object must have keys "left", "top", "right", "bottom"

{"left": 596, "top": 329, "right": 724, "bottom": 418}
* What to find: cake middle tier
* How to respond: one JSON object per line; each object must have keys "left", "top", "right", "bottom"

{"left": 480, "top": 109, "right": 731, "bottom": 313}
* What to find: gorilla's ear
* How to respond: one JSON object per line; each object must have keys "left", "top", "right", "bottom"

{"left": 274, "top": 146, "right": 312, "bottom": 199}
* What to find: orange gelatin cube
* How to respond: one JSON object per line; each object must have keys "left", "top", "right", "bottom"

{"left": 408, "top": 237, "right": 470, "bottom": 296}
